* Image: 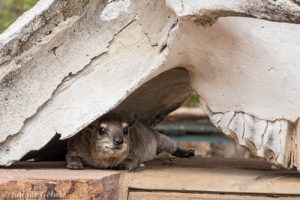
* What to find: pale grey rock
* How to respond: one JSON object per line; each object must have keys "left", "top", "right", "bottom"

{"left": 1, "top": 0, "right": 300, "bottom": 171}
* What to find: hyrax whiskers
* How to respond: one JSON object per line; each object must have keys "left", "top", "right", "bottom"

{"left": 66, "top": 113, "right": 195, "bottom": 170}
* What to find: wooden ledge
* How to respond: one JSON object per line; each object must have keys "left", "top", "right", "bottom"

{"left": 0, "top": 161, "right": 120, "bottom": 199}
{"left": 122, "top": 157, "right": 300, "bottom": 200}
{"left": 1, "top": 161, "right": 119, "bottom": 182}
{"left": 0, "top": 158, "right": 300, "bottom": 200}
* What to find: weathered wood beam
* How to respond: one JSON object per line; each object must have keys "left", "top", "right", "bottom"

{"left": 121, "top": 157, "right": 300, "bottom": 200}
{"left": 1, "top": 158, "right": 299, "bottom": 200}
{"left": 0, "top": 162, "right": 120, "bottom": 199}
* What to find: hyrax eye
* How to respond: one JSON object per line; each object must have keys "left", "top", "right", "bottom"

{"left": 99, "top": 127, "right": 107, "bottom": 135}
{"left": 123, "top": 127, "right": 129, "bottom": 135}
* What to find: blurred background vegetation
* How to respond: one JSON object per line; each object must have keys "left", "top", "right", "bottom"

{"left": 183, "top": 91, "right": 199, "bottom": 107}
{"left": 0, "top": 0, "right": 37, "bottom": 33}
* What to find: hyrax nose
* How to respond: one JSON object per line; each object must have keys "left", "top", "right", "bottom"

{"left": 113, "top": 137, "right": 123, "bottom": 145}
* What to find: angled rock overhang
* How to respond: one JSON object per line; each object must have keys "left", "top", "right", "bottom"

{"left": 1, "top": 0, "right": 300, "bottom": 170}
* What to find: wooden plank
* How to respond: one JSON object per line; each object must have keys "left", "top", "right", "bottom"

{"left": 129, "top": 191, "right": 299, "bottom": 200}
{"left": 126, "top": 157, "right": 300, "bottom": 195}
{"left": 140, "top": 157, "right": 275, "bottom": 170}
{"left": 0, "top": 161, "right": 120, "bottom": 183}
{"left": 165, "top": 107, "right": 207, "bottom": 121}
{"left": 0, "top": 161, "right": 121, "bottom": 200}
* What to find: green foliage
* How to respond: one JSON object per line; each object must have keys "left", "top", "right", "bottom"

{"left": 189, "top": 91, "right": 199, "bottom": 105}
{"left": 0, "top": 0, "right": 37, "bottom": 33}
{"left": 183, "top": 91, "right": 199, "bottom": 107}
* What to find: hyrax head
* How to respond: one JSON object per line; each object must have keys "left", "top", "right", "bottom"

{"left": 95, "top": 113, "right": 135, "bottom": 155}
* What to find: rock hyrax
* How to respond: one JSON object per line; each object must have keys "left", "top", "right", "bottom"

{"left": 66, "top": 113, "right": 195, "bottom": 170}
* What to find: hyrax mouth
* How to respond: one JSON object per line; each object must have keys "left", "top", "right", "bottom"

{"left": 104, "top": 146, "right": 123, "bottom": 151}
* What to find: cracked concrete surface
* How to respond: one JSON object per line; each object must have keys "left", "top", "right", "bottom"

{"left": 1, "top": 0, "right": 300, "bottom": 170}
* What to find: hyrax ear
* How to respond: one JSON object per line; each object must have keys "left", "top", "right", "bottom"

{"left": 127, "top": 113, "right": 137, "bottom": 127}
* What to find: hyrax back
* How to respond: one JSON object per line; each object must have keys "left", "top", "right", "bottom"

{"left": 66, "top": 113, "right": 194, "bottom": 170}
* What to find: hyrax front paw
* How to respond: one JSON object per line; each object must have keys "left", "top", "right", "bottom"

{"left": 172, "top": 147, "right": 195, "bottom": 158}
{"left": 116, "top": 159, "right": 138, "bottom": 171}
{"left": 67, "top": 161, "right": 84, "bottom": 170}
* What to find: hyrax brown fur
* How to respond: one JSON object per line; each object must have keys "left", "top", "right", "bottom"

{"left": 66, "top": 113, "right": 195, "bottom": 170}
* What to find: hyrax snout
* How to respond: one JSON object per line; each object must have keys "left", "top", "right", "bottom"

{"left": 98, "top": 121, "right": 129, "bottom": 150}
{"left": 66, "top": 113, "right": 194, "bottom": 170}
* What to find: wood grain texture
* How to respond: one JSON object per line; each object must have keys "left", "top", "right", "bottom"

{"left": 0, "top": 162, "right": 120, "bottom": 200}
{"left": 129, "top": 192, "right": 299, "bottom": 200}
{"left": 1, "top": 158, "right": 300, "bottom": 200}
{"left": 124, "top": 157, "right": 300, "bottom": 196}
